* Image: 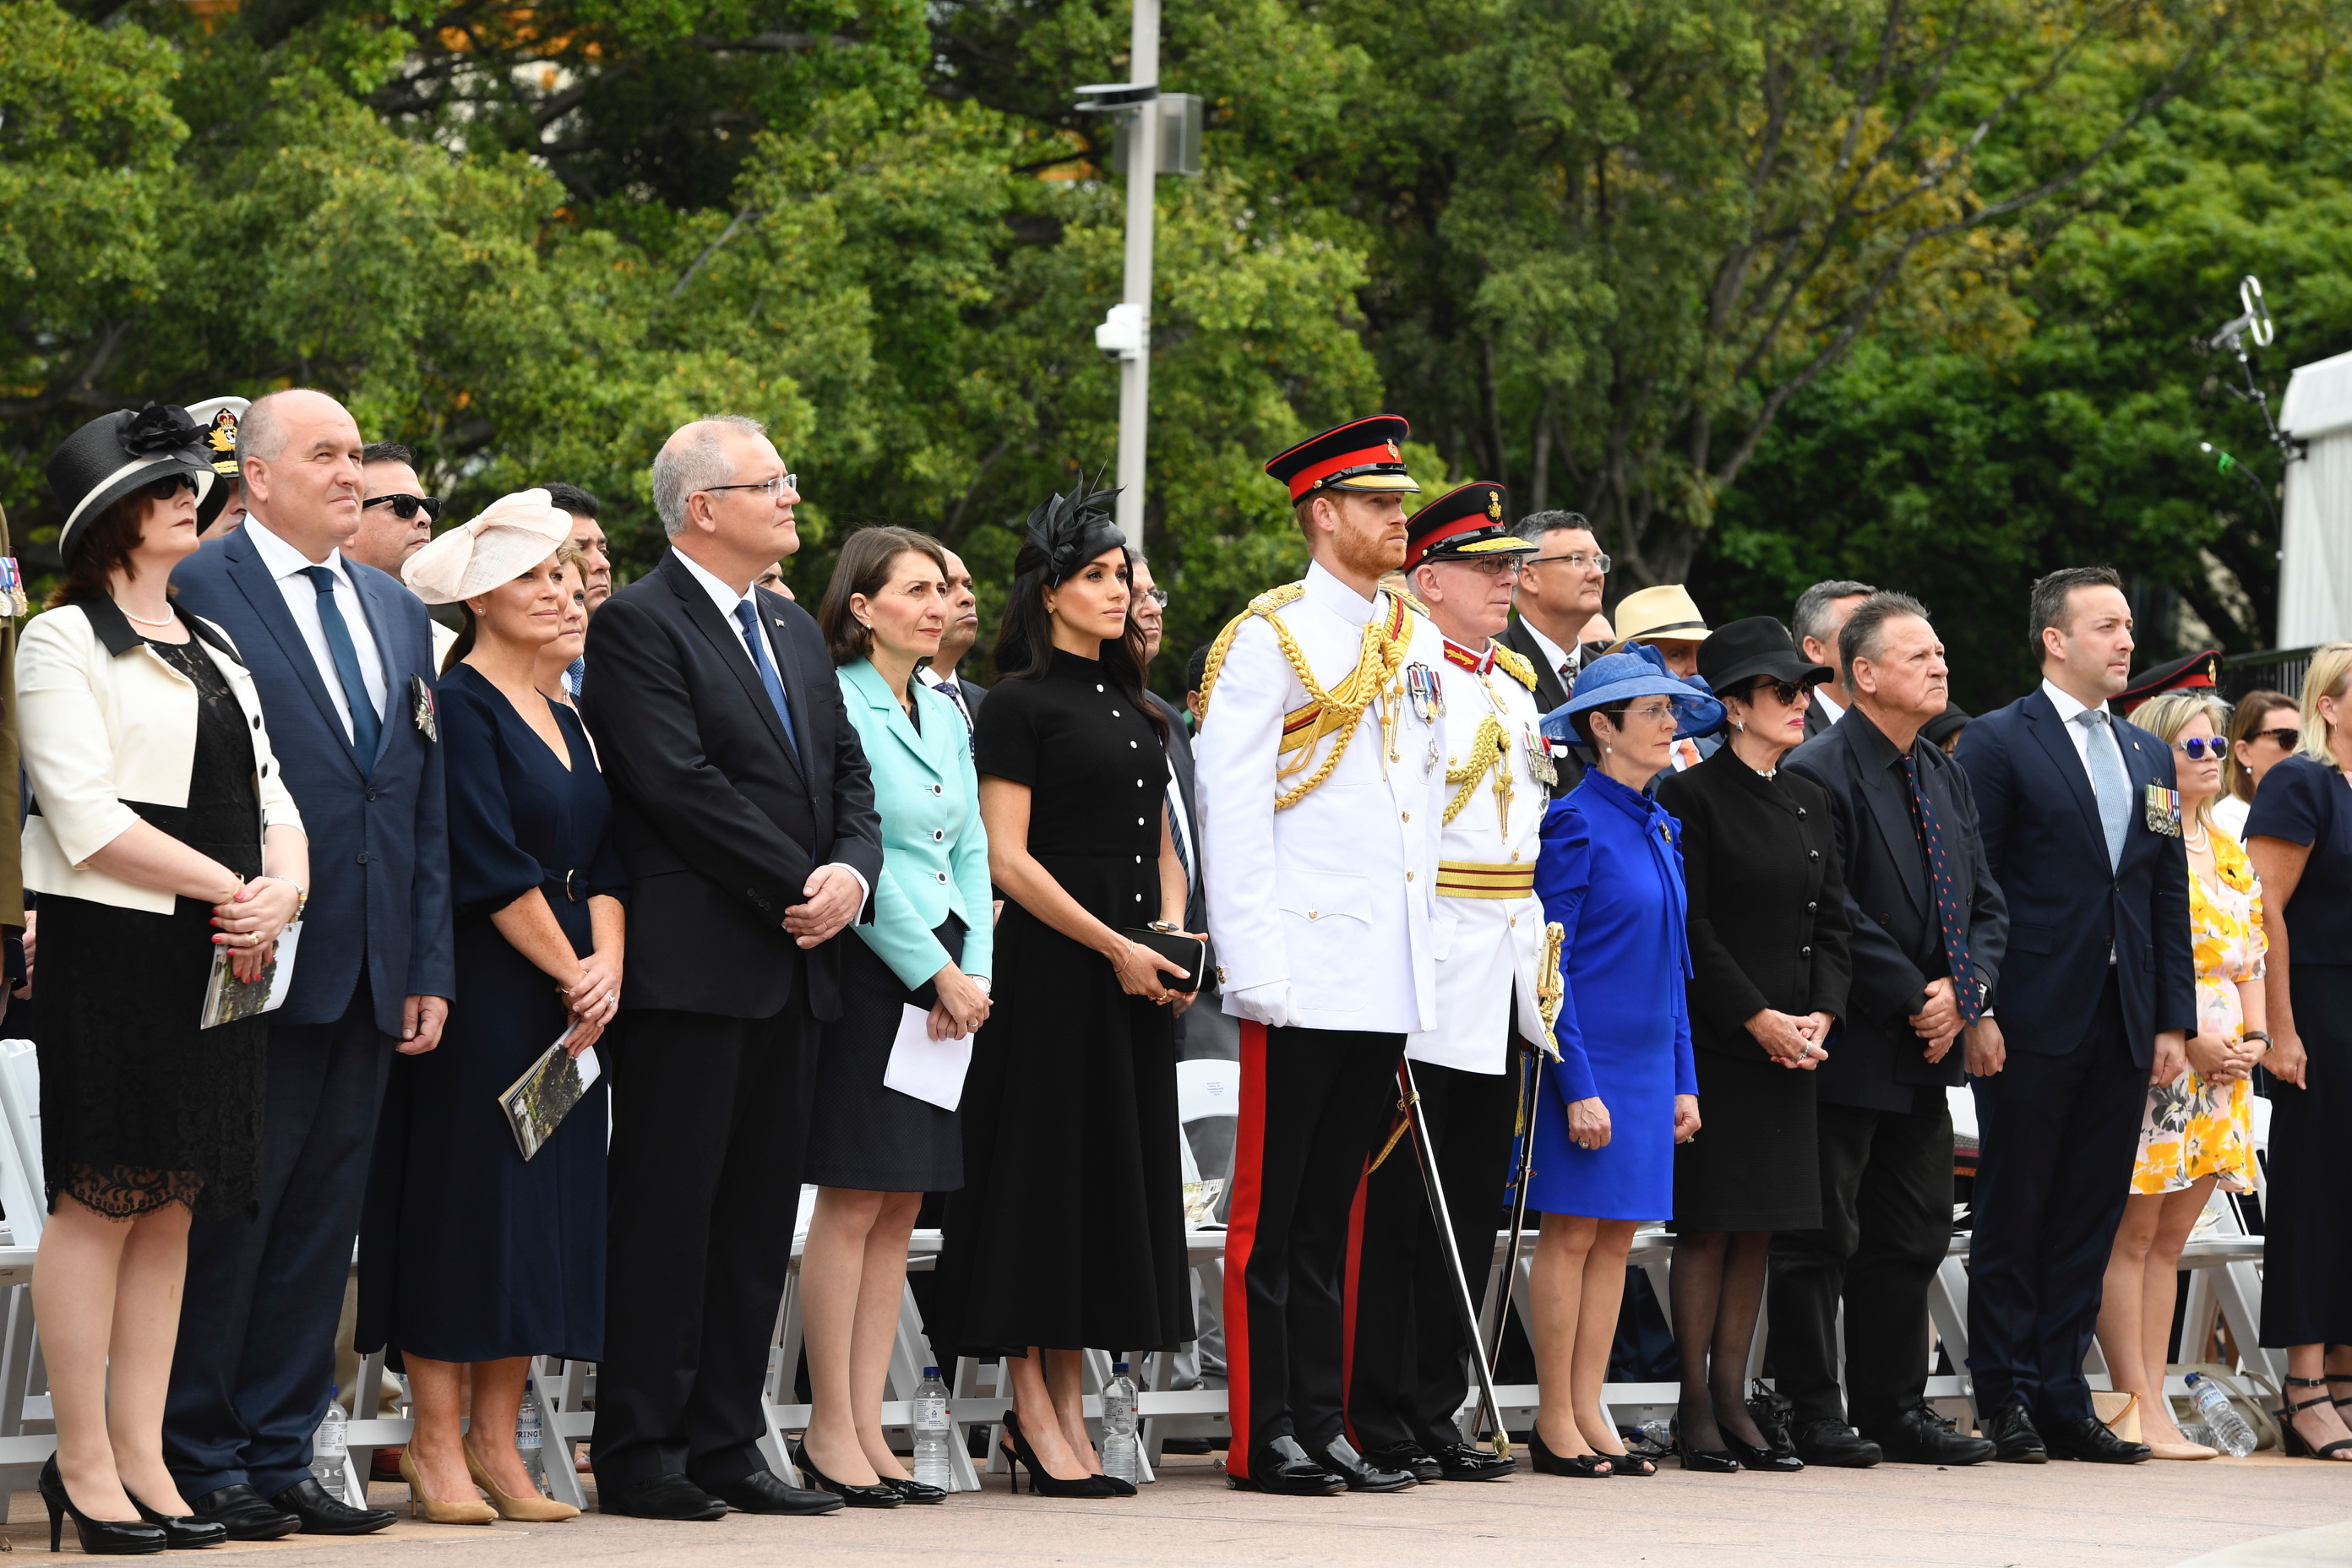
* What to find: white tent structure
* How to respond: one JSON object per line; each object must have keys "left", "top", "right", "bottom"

{"left": 2278, "top": 347, "right": 2352, "bottom": 646}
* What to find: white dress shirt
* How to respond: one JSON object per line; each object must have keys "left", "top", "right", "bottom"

{"left": 917, "top": 664, "right": 975, "bottom": 727}
{"left": 242, "top": 516, "right": 388, "bottom": 743}
{"left": 2040, "top": 676, "right": 2127, "bottom": 788}
{"left": 1517, "top": 618, "right": 1579, "bottom": 688}
{"left": 1811, "top": 685, "right": 1848, "bottom": 727}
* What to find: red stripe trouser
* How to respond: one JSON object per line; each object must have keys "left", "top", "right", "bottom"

{"left": 1222, "top": 1022, "right": 1403, "bottom": 1478}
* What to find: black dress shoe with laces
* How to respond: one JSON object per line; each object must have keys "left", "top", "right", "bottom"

{"left": 2042, "top": 1415, "right": 2151, "bottom": 1464}
{"left": 702, "top": 1468, "right": 848, "bottom": 1514}
{"left": 1429, "top": 1441, "right": 1516, "bottom": 1481}
{"left": 1863, "top": 1403, "right": 1996, "bottom": 1466}
{"left": 1226, "top": 1436, "right": 1346, "bottom": 1494}
{"left": 1983, "top": 1402, "right": 2048, "bottom": 1464}
{"left": 597, "top": 1472, "right": 730, "bottom": 1520}
{"left": 1360, "top": 1445, "right": 1441, "bottom": 1483}
{"left": 188, "top": 1484, "right": 301, "bottom": 1542}
{"left": 1790, "top": 1419, "right": 1881, "bottom": 1468}
{"left": 1316, "top": 1436, "right": 1417, "bottom": 1492}
{"left": 270, "top": 1477, "right": 396, "bottom": 1535}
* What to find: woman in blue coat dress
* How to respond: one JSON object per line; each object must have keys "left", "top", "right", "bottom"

{"left": 1522, "top": 652, "right": 1717, "bottom": 1479}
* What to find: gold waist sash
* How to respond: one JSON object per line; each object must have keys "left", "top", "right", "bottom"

{"left": 1435, "top": 860, "right": 1535, "bottom": 900}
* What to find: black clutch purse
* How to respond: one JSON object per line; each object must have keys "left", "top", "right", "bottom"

{"left": 1120, "top": 922, "right": 1209, "bottom": 994}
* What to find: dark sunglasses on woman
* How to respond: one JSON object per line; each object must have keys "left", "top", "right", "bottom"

{"left": 362, "top": 493, "right": 444, "bottom": 523}
{"left": 1750, "top": 678, "right": 1816, "bottom": 706}
{"left": 144, "top": 474, "right": 199, "bottom": 500}
{"left": 2175, "top": 737, "right": 2226, "bottom": 760}
{"left": 2251, "top": 726, "right": 2300, "bottom": 750}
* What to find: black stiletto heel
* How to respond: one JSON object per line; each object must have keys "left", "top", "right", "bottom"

{"left": 789, "top": 1441, "right": 901, "bottom": 1507}
{"left": 125, "top": 1489, "right": 231, "bottom": 1549}
{"left": 999, "top": 1410, "right": 1114, "bottom": 1498}
{"left": 39, "top": 1456, "right": 169, "bottom": 1555}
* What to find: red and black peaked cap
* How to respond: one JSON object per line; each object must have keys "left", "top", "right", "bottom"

{"left": 1402, "top": 481, "right": 1533, "bottom": 573}
{"left": 1264, "top": 416, "right": 1421, "bottom": 502}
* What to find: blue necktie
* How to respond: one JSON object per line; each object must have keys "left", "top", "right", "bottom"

{"left": 2077, "top": 709, "right": 2131, "bottom": 872}
{"left": 1902, "top": 755, "right": 1984, "bottom": 1024}
{"left": 564, "top": 654, "right": 585, "bottom": 701}
{"left": 732, "top": 601, "right": 799, "bottom": 756}
{"left": 299, "top": 565, "right": 380, "bottom": 776}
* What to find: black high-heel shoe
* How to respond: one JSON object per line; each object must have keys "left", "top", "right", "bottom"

{"left": 1669, "top": 1419, "right": 1740, "bottom": 1474}
{"left": 2278, "top": 1376, "right": 2352, "bottom": 1460}
{"left": 125, "top": 1489, "right": 231, "bottom": 1549}
{"left": 789, "top": 1441, "right": 901, "bottom": 1507}
{"left": 1721, "top": 1429, "right": 1800, "bottom": 1473}
{"left": 40, "top": 1456, "right": 169, "bottom": 1555}
{"left": 1527, "top": 1428, "right": 1614, "bottom": 1478}
{"left": 999, "top": 1411, "right": 1114, "bottom": 1498}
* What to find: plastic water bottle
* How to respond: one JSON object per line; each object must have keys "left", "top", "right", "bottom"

{"left": 1102, "top": 1362, "right": 1141, "bottom": 1485}
{"left": 515, "top": 1386, "right": 548, "bottom": 1494}
{"left": 2185, "top": 1373, "right": 2257, "bottom": 1456}
{"left": 311, "top": 1390, "right": 348, "bottom": 1495}
{"left": 911, "top": 1367, "right": 954, "bottom": 1490}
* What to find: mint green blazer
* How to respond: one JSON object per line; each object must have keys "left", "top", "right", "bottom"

{"left": 837, "top": 659, "right": 993, "bottom": 988}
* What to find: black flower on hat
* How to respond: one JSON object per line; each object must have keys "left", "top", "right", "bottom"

{"left": 119, "top": 402, "right": 204, "bottom": 460}
{"left": 1024, "top": 482, "right": 1126, "bottom": 585}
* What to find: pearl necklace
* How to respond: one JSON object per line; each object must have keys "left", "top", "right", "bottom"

{"left": 122, "top": 607, "right": 177, "bottom": 628}
{"left": 2184, "top": 819, "right": 2210, "bottom": 853}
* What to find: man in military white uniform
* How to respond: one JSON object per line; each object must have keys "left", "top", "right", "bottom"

{"left": 1196, "top": 416, "right": 1450, "bottom": 1495}
{"left": 1340, "top": 481, "right": 1546, "bottom": 1484}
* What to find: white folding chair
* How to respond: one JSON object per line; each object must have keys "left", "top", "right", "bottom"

{"left": 0, "top": 1040, "right": 52, "bottom": 1511}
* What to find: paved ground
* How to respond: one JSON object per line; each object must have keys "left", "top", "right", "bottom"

{"left": 1, "top": 1452, "right": 2344, "bottom": 1565}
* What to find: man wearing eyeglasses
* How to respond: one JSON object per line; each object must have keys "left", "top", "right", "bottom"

{"left": 355, "top": 444, "right": 454, "bottom": 667}
{"left": 580, "top": 415, "right": 877, "bottom": 1522}
{"left": 1501, "top": 511, "right": 1608, "bottom": 798}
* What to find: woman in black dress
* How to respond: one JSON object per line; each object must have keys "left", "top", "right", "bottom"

{"left": 19, "top": 407, "right": 308, "bottom": 1553}
{"left": 358, "top": 494, "right": 625, "bottom": 1521}
{"left": 1653, "top": 618, "right": 1850, "bottom": 1473}
{"left": 2247, "top": 641, "right": 2352, "bottom": 1460}
{"left": 931, "top": 483, "right": 1195, "bottom": 1497}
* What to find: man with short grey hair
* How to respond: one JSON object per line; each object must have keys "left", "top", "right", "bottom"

{"left": 1502, "top": 509, "right": 1607, "bottom": 796}
{"left": 580, "top": 415, "right": 878, "bottom": 1522}
{"left": 1794, "top": 580, "right": 1876, "bottom": 738}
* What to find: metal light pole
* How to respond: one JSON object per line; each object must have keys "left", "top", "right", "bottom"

{"left": 1077, "top": 2, "right": 1200, "bottom": 547}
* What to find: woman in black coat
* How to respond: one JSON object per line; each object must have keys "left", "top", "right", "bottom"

{"left": 1654, "top": 618, "right": 1852, "bottom": 1473}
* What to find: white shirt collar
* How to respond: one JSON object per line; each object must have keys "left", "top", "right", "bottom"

{"left": 1813, "top": 685, "right": 1847, "bottom": 723}
{"left": 2040, "top": 676, "right": 2107, "bottom": 725}
{"left": 1517, "top": 617, "right": 1576, "bottom": 679}
{"left": 243, "top": 515, "right": 352, "bottom": 585}
{"left": 672, "top": 547, "right": 757, "bottom": 623}
{"left": 1302, "top": 560, "right": 1376, "bottom": 628}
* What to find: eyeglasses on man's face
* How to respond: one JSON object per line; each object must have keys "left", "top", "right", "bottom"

{"left": 1529, "top": 550, "right": 1610, "bottom": 574}
{"left": 363, "top": 493, "right": 444, "bottom": 523}
{"left": 2175, "top": 737, "right": 2225, "bottom": 760}
{"left": 1140, "top": 587, "right": 1169, "bottom": 607}
{"left": 702, "top": 473, "right": 798, "bottom": 501}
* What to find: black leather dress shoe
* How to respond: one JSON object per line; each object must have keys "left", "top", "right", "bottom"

{"left": 1984, "top": 1402, "right": 2048, "bottom": 1464}
{"left": 1316, "top": 1436, "right": 1416, "bottom": 1492}
{"left": 1863, "top": 1403, "right": 1996, "bottom": 1467}
{"left": 2043, "top": 1415, "right": 2151, "bottom": 1465}
{"left": 597, "top": 1473, "right": 730, "bottom": 1520}
{"left": 269, "top": 1477, "right": 396, "bottom": 1535}
{"left": 1225, "top": 1436, "right": 1345, "bottom": 1494}
{"left": 1429, "top": 1442, "right": 1516, "bottom": 1481}
{"left": 701, "top": 1469, "right": 847, "bottom": 1515}
{"left": 1790, "top": 1419, "right": 1881, "bottom": 1468}
{"left": 1361, "top": 1445, "right": 1442, "bottom": 1483}
{"left": 188, "top": 1484, "right": 301, "bottom": 1542}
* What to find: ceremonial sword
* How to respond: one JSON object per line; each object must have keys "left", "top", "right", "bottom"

{"left": 1398, "top": 1054, "right": 1515, "bottom": 1460}
{"left": 1481, "top": 922, "right": 1565, "bottom": 1382}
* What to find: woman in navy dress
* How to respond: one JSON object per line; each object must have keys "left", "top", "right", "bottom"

{"left": 358, "top": 494, "right": 625, "bottom": 1522}
{"left": 1522, "top": 652, "right": 1716, "bottom": 1479}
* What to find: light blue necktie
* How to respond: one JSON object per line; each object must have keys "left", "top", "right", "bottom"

{"left": 731, "top": 600, "right": 799, "bottom": 757}
{"left": 2077, "top": 708, "right": 2130, "bottom": 871}
{"left": 564, "top": 654, "right": 585, "bottom": 701}
{"left": 298, "top": 565, "right": 380, "bottom": 777}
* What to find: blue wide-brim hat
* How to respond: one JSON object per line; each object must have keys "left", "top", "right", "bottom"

{"left": 1540, "top": 651, "right": 1726, "bottom": 745}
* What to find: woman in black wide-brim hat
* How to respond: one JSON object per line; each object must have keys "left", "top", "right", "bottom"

{"left": 18, "top": 406, "right": 309, "bottom": 1553}
{"left": 1652, "top": 616, "right": 1852, "bottom": 1474}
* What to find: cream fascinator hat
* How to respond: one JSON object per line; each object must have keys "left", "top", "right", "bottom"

{"left": 402, "top": 488, "right": 573, "bottom": 604}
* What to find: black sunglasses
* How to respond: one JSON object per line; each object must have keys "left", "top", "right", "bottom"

{"left": 1747, "top": 677, "right": 1816, "bottom": 706}
{"left": 363, "top": 493, "right": 444, "bottom": 523}
{"left": 144, "top": 473, "right": 198, "bottom": 500}
{"left": 2252, "top": 725, "right": 2300, "bottom": 749}
{"left": 2175, "top": 737, "right": 2225, "bottom": 760}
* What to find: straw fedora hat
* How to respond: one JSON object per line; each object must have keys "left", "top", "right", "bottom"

{"left": 1608, "top": 584, "right": 1711, "bottom": 651}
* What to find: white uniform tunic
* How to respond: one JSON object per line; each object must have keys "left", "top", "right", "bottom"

{"left": 1403, "top": 638, "right": 1547, "bottom": 1075}
{"left": 1196, "top": 563, "right": 1450, "bottom": 1035}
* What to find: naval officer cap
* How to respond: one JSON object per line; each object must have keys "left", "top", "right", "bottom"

{"left": 1264, "top": 416, "right": 1421, "bottom": 502}
{"left": 1402, "top": 481, "right": 1535, "bottom": 573}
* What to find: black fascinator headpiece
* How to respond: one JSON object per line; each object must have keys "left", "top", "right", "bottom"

{"left": 1024, "top": 482, "right": 1126, "bottom": 585}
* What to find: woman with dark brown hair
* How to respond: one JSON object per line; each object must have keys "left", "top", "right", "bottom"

{"left": 19, "top": 406, "right": 308, "bottom": 1553}
{"left": 789, "top": 527, "right": 991, "bottom": 1506}
{"left": 2215, "top": 689, "right": 2296, "bottom": 841}
{"left": 929, "top": 485, "right": 1195, "bottom": 1498}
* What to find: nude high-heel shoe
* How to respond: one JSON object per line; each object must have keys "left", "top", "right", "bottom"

{"left": 397, "top": 1447, "right": 498, "bottom": 1524}
{"left": 464, "top": 1440, "right": 580, "bottom": 1522}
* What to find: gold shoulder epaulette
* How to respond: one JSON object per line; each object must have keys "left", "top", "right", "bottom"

{"left": 1492, "top": 643, "right": 1538, "bottom": 691}
{"left": 1196, "top": 581, "right": 1305, "bottom": 716}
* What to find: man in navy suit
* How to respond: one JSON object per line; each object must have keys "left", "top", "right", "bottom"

{"left": 580, "top": 416, "right": 880, "bottom": 1521}
{"left": 165, "top": 389, "right": 453, "bottom": 1537}
{"left": 1955, "top": 567, "right": 2194, "bottom": 1464}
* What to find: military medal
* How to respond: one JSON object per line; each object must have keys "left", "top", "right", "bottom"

{"left": 1523, "top": 724, "right": 1557, "bottom": 787}
{"left": 1404, "top": 663, "right": 1442, "bottom": 723}
{"left": 411, "top": 673, "right": 438, "bottom": 741}
{"left": 2144, "top": 782, "right": 2181, "bottom": 837}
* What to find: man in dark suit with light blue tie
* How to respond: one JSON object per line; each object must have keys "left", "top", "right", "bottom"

{"left": 580, "top": 416, "right": 880, "bottom": 1522}
{"left": 1955, "top": 566, "right": 2195, "bottom": 1465}
{"left": 165, "top": 389, "right": 453, "bottom": 1538}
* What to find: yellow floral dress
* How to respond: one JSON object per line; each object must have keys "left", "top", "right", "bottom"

{"left": 2130, "top": 825, "right": 2264, "bottom": 1194}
